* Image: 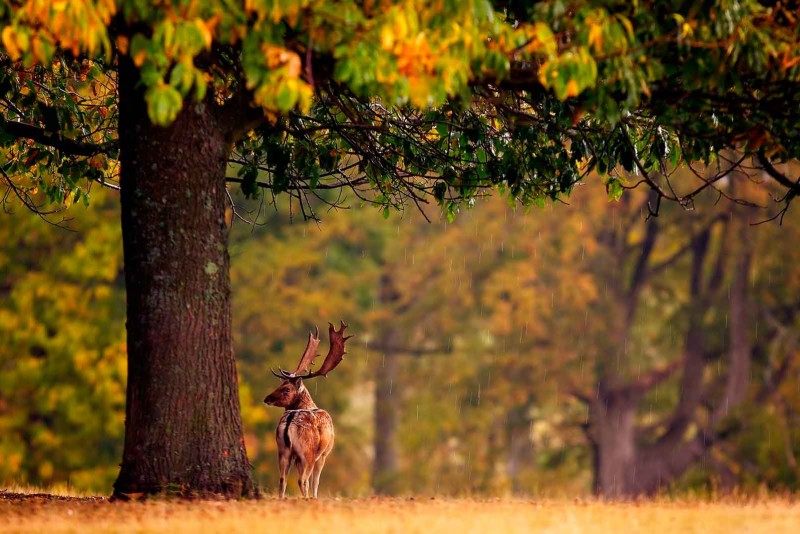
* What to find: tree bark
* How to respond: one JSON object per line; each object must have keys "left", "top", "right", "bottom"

{"left": 112, "top": 58, "right": 254, "bottom": 498}
{"left": 716, "top": 168, "right": 753, "bottom": 421}
{"left": 721, "top": 249, "right": 752, "bottom": 413}
{"left": 372, "top": 341, "right": 401, "bottom": 495}
{"left": 371, "top": 273, "right": 404, "bottom": 495}
{"left": 590, "top": 392, "right": 637, "bottom": 497}
{"left": 506, "top": 400, "right": 536, "bottom": 494}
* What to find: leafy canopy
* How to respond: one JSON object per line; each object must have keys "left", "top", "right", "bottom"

{"left": 2, "top": 1, "right": 800, "bottom": 221}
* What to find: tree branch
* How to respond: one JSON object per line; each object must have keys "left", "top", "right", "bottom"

{"left": 629, "top": 360, "right": 682, "bottom": 396}
{"left": 1, "top": 118, "right": 116, "bottom": 157}
{"left": 365, "top": 342, "right": 452, "bottom": 356}
{"left": 627, "top": 203, "right": 659, "bottom": 301}
{"left": 219, "top": 93, "right": 268, "bottom": 144}
{"left": 225, "top": 176, "right": 369, "bottom": 191}
{"left": 756, "top": 151, "right": 800, "bottom": 194}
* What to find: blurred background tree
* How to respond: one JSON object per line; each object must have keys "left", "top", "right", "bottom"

{"left": 0, "top": 188, "right": 126, "bottom": 491}
{"left": 3, "top": 168, "right": 797, "bottom": 497}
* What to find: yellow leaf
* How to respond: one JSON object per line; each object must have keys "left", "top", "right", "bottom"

{"left": 31, "top": 35, "right": 48, "bottom": 63}
{"left": 2, "top": 26, "right": 21, "bottom": 60}
{"left": 195, "top": 18, "right": 213, "bottom": 50}
{"left": 392, "top": 9, "right": 409, "bottom": 41}
{"left": 618, "top": 16, "right": 634, "bottom": 39}
{"left": 380, "top": 24, "right": 394, "bottom": 50}
{"left": 588, "top": 23, "right": 603, "bottom": 52}
{"left": 565, "top": 79, "right": 579, "bottom": 98}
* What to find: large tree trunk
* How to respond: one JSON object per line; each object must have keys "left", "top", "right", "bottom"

{"left": 112, "top": 58, "right": 254, "bottom": 498}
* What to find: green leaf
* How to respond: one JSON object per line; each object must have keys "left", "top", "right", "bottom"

{"left": 605, "top": 178, "right": 624, "bottom": 201}
{"left": 240, "top": 166, "right": 260, "bottom": 199}
{"left": 276, "top": 85, "right": 298, "bottom": 111}
{"left": 146, "top": 85, "right": 183, "bottom": 126}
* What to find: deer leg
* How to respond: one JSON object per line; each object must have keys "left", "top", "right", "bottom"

{"left": 311, "top": 455, "right": 328, "bottom": 498}
{"left": 296, "top": 458, "right": 313, "bottom": 498}
{"left": 278, "top": 451, "right": 291, "bottom": 498}
{"left": 302, "top": 463, "right": 314, "bottom": 498}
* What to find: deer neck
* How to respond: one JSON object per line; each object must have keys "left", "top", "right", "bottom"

{"left": 287, "top": 383, "right": 317, "bottom": 410}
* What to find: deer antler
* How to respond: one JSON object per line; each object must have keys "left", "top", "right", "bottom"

{"left": 285, "top": 326, "right": 321, "bottom": 377}
{"left": 300, "top": 321, "right": 351, "bottom": 379}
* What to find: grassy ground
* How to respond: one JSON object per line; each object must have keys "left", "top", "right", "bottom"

{"left": 2, "top": 491, "right": 799, "bottom": 534}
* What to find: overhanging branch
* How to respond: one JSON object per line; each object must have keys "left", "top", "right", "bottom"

{"left": 757, "top": 151, "right": 800, "bottom": 194}
{"left": 1, "top": 118, "right": 117, "bottom": 157}
{"left": 225, "top": 176, "right": 369, "bottom": 191}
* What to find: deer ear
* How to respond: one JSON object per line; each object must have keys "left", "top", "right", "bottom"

{"left": 289, "top": 376, "right": 303, "bottom": 387}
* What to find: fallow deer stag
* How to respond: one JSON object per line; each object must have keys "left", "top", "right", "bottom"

{"left": 263, "top": 321, "right": 351, "bottom": 498}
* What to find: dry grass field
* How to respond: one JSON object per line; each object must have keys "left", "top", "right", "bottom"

{"left": 2, "top": 490, "right": 799, "bottom": 534}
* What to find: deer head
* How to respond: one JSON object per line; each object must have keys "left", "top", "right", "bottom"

{"left": 263, "top": 322, "right": 351, "bottom": 408}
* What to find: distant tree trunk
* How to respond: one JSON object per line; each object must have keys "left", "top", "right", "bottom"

{"left": 585, "top": 190, "right": 757, "bottom": 498}
{"left": 371, "top": 273, "right": 405, "bottom": 495}
{"left": 590, "top": 393, "right": 637, "bottom": 497}
{"left": 506, "top": 400, "right": 536, "bottom": 494}
{"left": 717, "top": 170, "right": 753, "bottom": 420}
{"left": 112, "top": 57, "right": 254, "bottom": 498}
{"left": 722, "top": 248, "right": 752, "bottom": 413}
{"left": 373, "top": 348, "right": 401, "bottom": 495}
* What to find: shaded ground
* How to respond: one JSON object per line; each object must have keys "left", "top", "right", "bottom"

{"left": 1, "top": 494, "right": 799, "bottom": 533}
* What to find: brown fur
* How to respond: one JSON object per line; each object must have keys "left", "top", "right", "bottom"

{"left": 264, "top": 323, "right": 350, "bottom": 498}
{"left": 264, "top": 378, "right": 335, "bottom": 498}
